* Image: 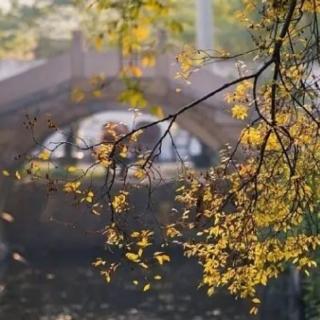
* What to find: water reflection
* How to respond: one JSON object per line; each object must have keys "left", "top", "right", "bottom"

{"left": 0, "top": 252, "right": 251, "bottom": 320}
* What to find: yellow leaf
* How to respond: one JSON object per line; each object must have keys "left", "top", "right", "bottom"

{"left": 133, "top": 280, "right": 139, "bottom": 285}
{"left": 12, "top": 252, "right": 26, "bottom": 264}
{"left": 2, "top": 170, "right": 10, "bottom": 177}
{"left": 101, "top": 271, "right": 111, "bottom": 283}
{"left": 95, "top": 34, "right": 104, "bottom": 50}
{"left": 119, "top": 145, "right": 128, "bottom": 158}
{"left": 118, "top": 88, "right": 147, "bottom": 108}
{"left": 71, "top": 88, "right": 85, "bottom": 103}
{"left": 67, "top": 166, "right": 77, "bottom": 173}
{"left": 132, "top": 25, "right": 150, "bottom": 42}
{"left": 112, "top": 191, "right": 128, "bottom": 213}
{"left": 143, "top": 283, "right": 151, "bottom": 292}
{"left": 154, "top": 252, "right": 170, "bottom": 265}
{"left": 165, "top": 225, "right": 182, "bottom": 238}
{"left": 130, "top": 66, "right": 143, "bottom": 78}
{"left": 1, "top": 212, "right": 14, "bottom": 223}
{"left": 126, "top": 252, "right": 140, "bottom": 263}
{"left": 141, "top": 53, "right": 156, "bottom": 68}
{"left": 15, "top": 171, "right": 21, "bottom": 180}
{"left": 139, "top": 262, "right": 149, "bottom": 269}
{"left": 207, "top": 287, "right": 214, "bottom": 296}
{"left": 93, "top": 90, "right": 103, "bottom": 98}
{"left": 154, "top": 275, "right": 162, "bottom": 280}
{"left": 38, "top": 150, "right": 50, "bottom": 161}
{"left": 250, "top": 306, "right": 258, "bottom": 315}
{"left": 86, "top": 196, "right": 93, "bottom": 203}
{"left": 231, "top": 104, "right": 248, "bottom": 120}
{"left": 150, "top": 106, "right": 164, "bottom": 119}
{"left": 130, "top": 130, "right": 143, "bottom": 142}
{"left": 133, "top": 168, "right": 146, "bottom": 180}
{"left": 92, "top": 208, "right": 101, "bottom": 216}
{"left": 92, "top": 259, "right": 106, "bottom": 267}
{"left": 122, "top": 65, "right": 143, "bottom": 78}
{"left": 252, "top": 298, "right": 261, "bottom": 304}
{"left": 169, "top": 21, "right": 184, "bottom": 34}
{"left": 63, "top": 181, "right": 81, "bottom": 193}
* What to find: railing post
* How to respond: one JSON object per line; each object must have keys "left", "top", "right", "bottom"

{"left": 70, "top": 30, "right": 85, "bottom": 84}
{"left": 68, "top": 31, "right": 85, "bottom": 165}
{"left": 195, "top": 0, "right": 214, "bottom": 51}
{"left": 155, "top": 30, "right": 170, "bottom": 95}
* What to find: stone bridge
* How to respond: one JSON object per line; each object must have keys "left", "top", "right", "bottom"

{"left": 0, "top": 32, "right": 244, "bottom": 209}
{"left": 0, "top": 32, "right": 242, "bottom": 170}
{"left": 0, "top": 31, "right": 245, "bottom": 245}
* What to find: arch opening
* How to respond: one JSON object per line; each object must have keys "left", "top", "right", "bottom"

{"left": 32, "top": 110, "right": 218, "bottom": 170}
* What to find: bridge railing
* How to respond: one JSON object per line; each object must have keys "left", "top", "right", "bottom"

{"left": 0, "top": 31, "right": 165, "bottom": 111}
{"left": 0, "top": 54, "right": 70, "bottom": 110}
{"left": 0, "top": 30, "right": 235, "bottom": 120}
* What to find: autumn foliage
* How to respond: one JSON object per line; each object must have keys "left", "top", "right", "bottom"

{"left": 11, "top": 0, "right": 320, "bottom": 316}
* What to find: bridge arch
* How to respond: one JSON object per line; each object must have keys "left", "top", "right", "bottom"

{"left": 0, "top": 32, "right": 247, "bottom": 248}
{"left": 0, "top": 30, "right": 244, "bottom": 171}
{"left": 0, "top": 79, "right": 242, "bottom": 170}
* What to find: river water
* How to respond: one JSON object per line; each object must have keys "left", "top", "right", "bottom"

{"left": 0, "top": 181, "right": 290, "bottom": 320}
{"left": 0, "top": 249, "right": 253, "bottom": 320}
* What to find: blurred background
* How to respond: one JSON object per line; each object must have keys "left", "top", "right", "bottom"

{"left": 0, "top": 1, "right": 315, "bottom": 320}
